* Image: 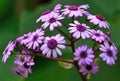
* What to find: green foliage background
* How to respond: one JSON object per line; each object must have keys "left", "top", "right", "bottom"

{"left": 0, "top": 0, "right": 120, "bottom": 81}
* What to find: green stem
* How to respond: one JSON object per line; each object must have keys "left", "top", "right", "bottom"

{"left": 56, "top": 27, "right": 71, "bottom": 41}
{"left": 19, "top": 53, "right": 74, "bottom": 64}
{"left": 60, "top": 21, "right": 69, "bottom": 29}
{"left": 70, "top": 38, "right": 87, "bottom": 81}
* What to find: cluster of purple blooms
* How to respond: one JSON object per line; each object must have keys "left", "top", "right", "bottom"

{"left": 2, "top": 4, "right": 117, "bottom": 78}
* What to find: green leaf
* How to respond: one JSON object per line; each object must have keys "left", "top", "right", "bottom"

{"left": 87, "top": 74, "right": 91, "bottom": 80}
{"left": 58, "top": 60, "right": 74, "bottom": 69}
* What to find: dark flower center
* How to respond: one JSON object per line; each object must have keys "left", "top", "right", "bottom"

{"left": 106, "top": 49, "right": 113, "bottom": 57}
{"left": 47, "top": 39, "right": 57, "bottom": 49}
{"left": 49, "top": 17, "right": 56, "bottom": 23}
{"left": 5, "top": 49, "right": 8, "bottom": 54}
{"left": 77, "top": 25, "right": 86, "bottom": 32}
{"left": 24, "top": 62, "right": 29, "bottom": 69}
{"left": 96, "top": 14, "right": 105, "bottom": 21}
{"left": 32, "top": 35, "right": 38, "bottom": 41}
{"left": 80, "top": 51, "right": 87, "bottom": 58}
{"left": 86, "top": 65, "right": 92, "bottom": 71}
{"left": 41, "top": 10, "right": 51, "bottom": 16}
{"left": 95, "top": 33, "right": 101, "bottom": 37}
{"left": 68, "top": 6, "right": 78, "bottom": 11}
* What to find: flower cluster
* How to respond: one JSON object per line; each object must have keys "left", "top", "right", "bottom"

{"left": 2, "top": 4, "right": 117, "bottom": 79}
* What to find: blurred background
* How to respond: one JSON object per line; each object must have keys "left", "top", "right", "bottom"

{"left": 0, "top": 0, "right": 120, "bottom": 81}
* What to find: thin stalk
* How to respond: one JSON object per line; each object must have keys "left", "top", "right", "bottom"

{"left": 60, "top": 21, "right": 69, "bottom": 29}
{"left": 20, "top": 53, "right": 74, "bottom": 64}
{"left": 70, "top": 38, "right": 87, "bottom": 81}
{"left": 56, "top": 27, "right": 71, "bottom": 40}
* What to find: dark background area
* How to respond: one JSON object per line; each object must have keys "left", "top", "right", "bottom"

{"left": 0, "top": 0, "right": 120, "bottom": 81}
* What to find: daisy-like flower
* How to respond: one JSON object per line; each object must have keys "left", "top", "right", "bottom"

{"left": 87, "top": 14, "right": 109, "bottom": 28}
{"left": 69, "top": 20, "right": 92, "bottom": 39}
{"left": 41, "top": 13, "right": 64, "bottom": 31}
{"left": 15, "top": 55, "right": 35, "bottom": 72}
{"left": 26, "top": 28, "right": 44, "bottom": 51}
{"left": 91, "top": 30, "right": 105, "bottom": 43}
{"left": 41, "top": 34, "right": 66, "bottom": 58}
{"left": 99, "top": 41, "right": 117, "bottom": 66}
{"left": 36, "top": 4, "right": 62, "bottom": 23}
{"left": 12, "top": 50, "right": 35, "bottom": 78}
{"left": 16, "top": 32, "right": 32, "bottom": 45}
{"left": 14, "top": 49, "right": 35, "bottom": 69}
{"left": 74, "top": 45, "right": 95, "bottom": 65}
{"left": 2, "top": 41, "right": 16, "bottom": 63}
{"left": 61, "top": 4, "right": 89, "bottom": 17}
{"left": 79, "top": 62, "right": 99, "bottom": 74}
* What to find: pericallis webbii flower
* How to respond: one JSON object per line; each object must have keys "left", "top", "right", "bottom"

{"left": 99, "top": 41, "right": 117, "bottom": 66}
{"left": 16, "top": 32, "right": 32, "bottom": 45}
{"left": 12, "top": 49, "right": 35, "bottom": 78}
{"left": 41, "top": 13, "right": 64, "bottom": 31}
{"left": 41, "top": 34, "right": 66, "bottom": 58}
{"left": 79, "top": 62, "right": 99, "bottom": 74}
{"left": 36, "top": 4, "right": 62, "bottom": 23}
{"left": 61, "top": 4, "right": 89, "bottom": 17}
{"left": 74, "top": 45, "right": 95, "bottom": 65}
{"left": 91, "top": 30, "right": 105, "bottom": 43}
{"left": 87, "top": 14, "right": 109, "bottom": 28}
{"left": 26, "top": 28, "right": 44, "bottom": 51}
{"left": 69, "top": 20, "right": 92, "bottom": 39}
{"left": 2, "top": 41, "right": 16, "bottom": 63}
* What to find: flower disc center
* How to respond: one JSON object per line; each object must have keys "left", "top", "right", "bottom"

{"left": 77, "top": 25, "right": 86, "bottom": 32}
{"left": 96, "top": 14, "right": 105, "bottom": 21}
{"left": 47, "top": 39, "right": 57, "bottom": 49}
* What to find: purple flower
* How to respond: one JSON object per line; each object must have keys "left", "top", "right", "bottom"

{"left": 26, "top": 28, "right": 44, "bottom": 51}
{"left": 99, "top": 41, "right": 117, "bottom": 66}
{"left": 41, "top": 34, "right": 66, "bottom": 58}
{"left": 41, "top": 13, "right": 64, "bottom": 31}
{"left": 61, "top": 4, "right": 89, "bottom": 17}
{"left": 2, "top": 41, "right": 16, "bottom": 63}
{"left": 69, "top": 20, "right": 92, "bottom": 39}
{"left": 79, "top": 62, "right": 99, "bottom": 74}
{"left": 87, "top": 14, "right": 109, "bottom": 28}
{"left": 12, "top": 49, "right": 35, "bottom": 77}
{"left": 14, "top": 50, "right": 35, "bottom": 68}
{"left": 36, "top": 4, "right": 62, "bottom": 23}
{"left": 91, "top": 30, "right": 105, "bottom": 43}
{"left": 16, "top": 32, "right": 32, "bottom": 45}
{"left": 11, "top": 67, "right": 28, "bottom": 78}
{"left": 74, "top": 45, "right": 95, "bottom": 65}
